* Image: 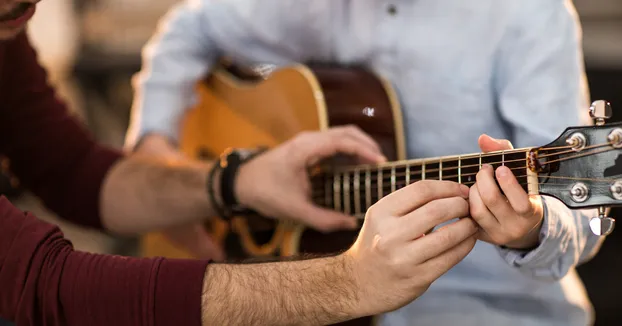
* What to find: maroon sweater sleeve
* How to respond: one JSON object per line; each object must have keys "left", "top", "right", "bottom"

{"left": 0, "top": 196, "right": 209, "bottom": 326}
{"left": 0, "top": 33, "right": 211, "bottom": 325}
{"left": 0, "top": 32, "right": 119, "bottom": 229}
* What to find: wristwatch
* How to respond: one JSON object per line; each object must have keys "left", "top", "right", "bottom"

{"left": 208, "top": 147, "right": 266, "bottom": 219}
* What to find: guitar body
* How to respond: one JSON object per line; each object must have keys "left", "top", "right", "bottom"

{"left": 141, "top": 62, "right": 406, "bottom": 325}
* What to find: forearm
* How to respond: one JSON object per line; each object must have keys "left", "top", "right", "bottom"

{"left": 0, "top": 196, "right": 208, "bottom": 326}
{"left": 201, "top": 255, "right": 360, "bottom": 325}
{"left": 100, "top": 153, "right": 217, "bottom": 235}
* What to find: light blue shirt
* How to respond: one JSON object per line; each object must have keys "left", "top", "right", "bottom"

{"left": 125, "top": 1, "right": 604, "bottom": 325}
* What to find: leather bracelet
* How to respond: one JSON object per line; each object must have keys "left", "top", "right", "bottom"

{"left": 219, "top": 149, "right": 243, "bottom": 209}
{"left": 206, "top": 160, "right": 228, "bottom": 219}
{"left": 211, "top": 147, "right": 266, "bottom": 220}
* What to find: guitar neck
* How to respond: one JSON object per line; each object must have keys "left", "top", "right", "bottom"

{"left": 312, "top": 148, "right": 535, "bottom": 219}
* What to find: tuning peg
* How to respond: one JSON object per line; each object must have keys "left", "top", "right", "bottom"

{"left": 589, "top": 206, "right": 615, "bottom": 236}
{"left": 589, "top": 100, "right": 612, "bottom": 126}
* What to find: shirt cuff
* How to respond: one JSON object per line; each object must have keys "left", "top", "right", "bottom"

{"left": 496, "top": 196, "right": 572, "bottom": 277}
{"left": 154, "top": 258, "right": 210, "bottom": 326}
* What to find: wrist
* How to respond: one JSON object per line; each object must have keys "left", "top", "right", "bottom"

{"left": 211, "top": 147, "right": 266, "bottom": 219}
{"left": 337, "top": 252, "right": 366, "bottom": 318}
{"left": 233, "top": 162, "right": 254, "bottom": 209}
{"left": 503, "top": 218, "right": 543, "bottom": 250}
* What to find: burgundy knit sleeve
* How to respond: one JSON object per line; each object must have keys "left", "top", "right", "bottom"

{"left": 0, "top": 32, "right": 121, "bottom": 230}
{"left": 0, "top": 196, "right": 209, "bottom": 326}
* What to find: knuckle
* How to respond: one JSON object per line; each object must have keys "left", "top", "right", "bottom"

{"left": 515, "top": 202, "right": 532, "bottom": 216}
{"left": 365, "top": 204, "right": 381, "bottom": 221}
{"left": 482, "top": 190, "right": 503, "bottom": 208}
{"left": 469, "top": 200, "right": 484, "bottom": 218}
{"left": 423, "top": 201, "right": 442, "bottom": 219}
{"left": 454, "top": 198, "right": 470, "bottom": 217}
{"left": 374, "top": 235, "right": 391, "bottom": 256}
{"left": 415, "top": 180, "right": 434, "bottom": 196}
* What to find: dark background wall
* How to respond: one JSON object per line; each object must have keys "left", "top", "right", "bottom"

{"left": 578, "top": 66, "right": 622, "bottom": 326}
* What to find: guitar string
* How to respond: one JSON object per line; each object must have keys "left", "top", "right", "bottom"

{"left": 542, "top": 146, "right": 614, "bottom": 165}
{"left": 311, "top": 175, "right": 621, "bottom": 200}
{"left": 537, "top": 143, "right": 610, "bottom": 159}
{"left": 311, "top": 179, "right": 620, "bottom": 206}
{"left": 324, "top": 142, "right": 613, "bottom": 175}
{"left": 311, "top": 144, "right": 615, "bottom": 192}
{"left": 328, "top": 142, "right": 609, "bottom": 173}
{"left": 310, "top": 143, "right": 620, "bottom": 203}
{"left": 311, "top": 165, "right": 528, "bottom": 184}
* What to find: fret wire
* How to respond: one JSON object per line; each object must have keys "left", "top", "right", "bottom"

{"left": 365, "top": 156, "right": 526, "bottom": 176}
{"left": 422, "top": 161, "right": 426, "bottom": 180}
{"left": 458, "top": 156, "right": 461, "bottom": 184}
{"left": 405, "top": 164, "right": 410, "bottom": 185}
{"left": 378, "top": 167, "right": 383, "bottom": 199}
{"left": 479, "top": 153, "right": 482, "bottom": 170}
{"left": 330, "top": 148, "right": 531, "bottom": 174}
{"left": 313, "top": 166, "right": 535, "bottom": 198}
{"left": 344, "top": 162, "right": 528, "bottom": 185}
{"left": 343, "top": 172, "right": 351, "bottom": 215}
{"left": 333, "top": 172, "right": 341, "bottom": 211}
{"left": 439, "top": 159, "right": 443, "bottom": 180}
{"left": 354, "top": 169, "right": 361, "bottom": 216}
{"left": 360, "top": 165, "right": 527, "bottom": 186}
{"left": 502, "top": 150, "right": 505, "bottom": 166}
{"left": 325, "top": 174, "right": 331, "bottom": 209}
{"left": 365, "top": 168, "right": 371, "bottom": 210}
{"left": 391, "top": 166, "right": 396, "bottom": 192}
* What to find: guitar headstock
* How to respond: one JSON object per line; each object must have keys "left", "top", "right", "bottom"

{"left": 534, "top": 100, "right": 621, "bottom": 235}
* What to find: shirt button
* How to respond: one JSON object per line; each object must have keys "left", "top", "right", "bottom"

{"left": 387, "top": 4, "right": 397, "bottom": 15}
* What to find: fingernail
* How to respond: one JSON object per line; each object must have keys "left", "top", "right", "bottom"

{"left": 379, "top": 155, "right": 388, "bottom": 163}
{"left": 482, "top": 164, "right": 493, "bottom": 171}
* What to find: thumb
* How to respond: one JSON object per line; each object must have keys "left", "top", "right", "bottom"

{"left": 478, "top": 134, "right": 513, "bottom": 153}
{"left": 293, "top": 201, "right": 359, "bottom": 233}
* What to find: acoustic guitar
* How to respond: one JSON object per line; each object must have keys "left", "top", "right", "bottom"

{"left": 141, "top": 61, "right": 408, "bottom": 263}
{"left": 141, "top": 60, "right": 622, "bottom": 325}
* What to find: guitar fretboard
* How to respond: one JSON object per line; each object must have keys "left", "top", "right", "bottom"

{"left": 311, "top": 149, "right": 532, "bottom": 218}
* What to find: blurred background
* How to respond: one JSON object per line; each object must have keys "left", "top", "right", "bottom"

{"left": 4, "top": 0, "right": 622, "bottom": 324}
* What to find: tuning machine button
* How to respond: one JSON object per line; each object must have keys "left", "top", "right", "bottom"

{"left": 589, "top": 100, "right": 612, "bottom": 126}
{"left": 590, "top": 207, "right": 615, "bottom": 236}
{"left": 608, "top": 128, "right": 622, "bottom": 148}
{"left": 611, "top": 180, "right": 622, "bottom": 200}
{"left": 570, "top": 182, "right": 589, "bottom": 203}
{"left": 566, "top": 132, "right": 587, "bottom": 151}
